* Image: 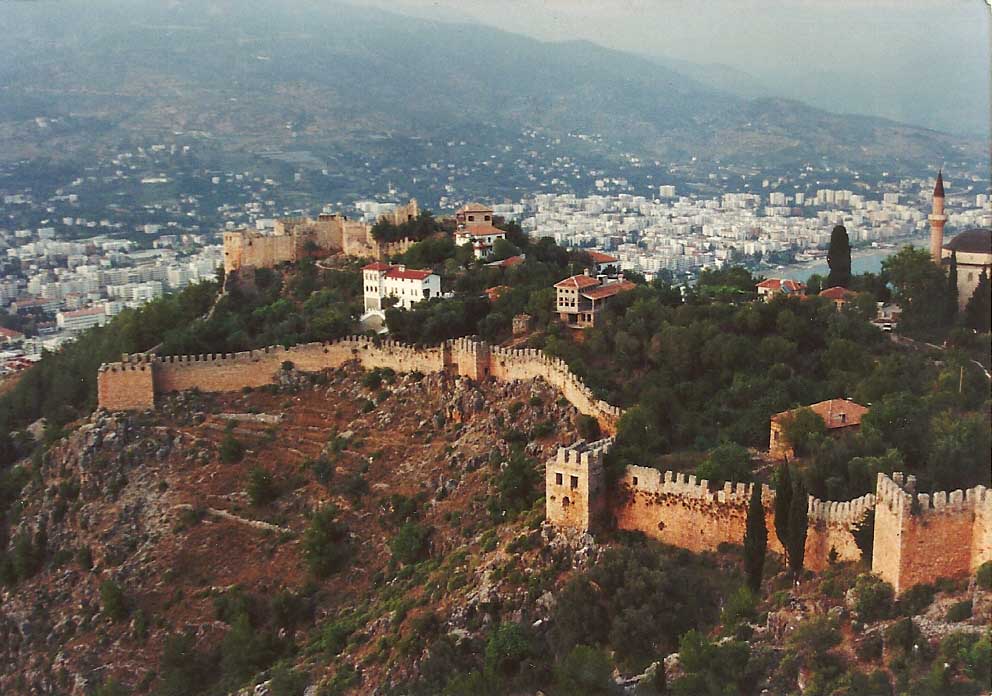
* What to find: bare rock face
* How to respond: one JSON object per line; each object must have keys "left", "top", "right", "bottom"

{"left": 0, "top": 364, "right": 583, "bottom": 694}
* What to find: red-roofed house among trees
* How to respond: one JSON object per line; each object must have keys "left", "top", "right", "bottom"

{"left": 756, "top": 278, "right": 806, "bottom": 302}
{"left": 769, "top": 398, "right": 870, "bottom": 460}
{"left": 454, "top": 203, "right": 506, "bottom": 259}
{"left": 555, "top": 272, "right": 636, "bottom": 329}
{"left": 362, "top": 263, "right": 441, "bottom": 314}
{"left": 586, "top": 251, "right": 622, "bottom": 277}
{"left": 819, "top": 286, "right": 859, "bottom": 310}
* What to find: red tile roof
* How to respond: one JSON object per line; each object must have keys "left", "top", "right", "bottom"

{"left": 757, "top": 278, "right": 805, "bottom": 292}
{"left": 587, "top": 250, "right": 619, "bottom": 264}
{"left": 61, "top": 307, "right": 105, "bottom": 318}
{"left": 0, "top": 327, "right": 24, "bottom": 339}
{"left": 772, "top": 399, "right": 869, "bottom": 429}
{"left": 457, "top": 202, "right": 494, "bottom": 214}
{"left": 581, "top": 280, "right": 636, "bottom": 300}
{"left": 487, "top": 255, "right": 525, "bottom": 268}
{"left": 555, "top": 274, "right": 600, "bottom": 290}
{"left": 819, "top": 286, "right": 857, "bottom": 300}
{"left": 385, "top": 268, "right": 433, "bottom": 281}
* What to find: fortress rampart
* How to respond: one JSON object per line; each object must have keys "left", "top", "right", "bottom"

{"left": 96, "top": 337, "right": 620, "bottom": 433}
{"left": 98, "top": 336, "right": 989, "bottom": 593}
{"left": 546, "top": 442, "right": 990, "bottom": 590}
{"left": 873, "top": 472, "right": 992, "bottom": 592}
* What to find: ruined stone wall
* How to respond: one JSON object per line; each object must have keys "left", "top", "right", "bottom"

{"left": 222, "top": 231, "right": 297, "bottom": 274}
{"left": 872, "top": 473, "right": 991, "bottom": 593}
{"left": 224, "top": 200, "right": 420, "bottom": 272}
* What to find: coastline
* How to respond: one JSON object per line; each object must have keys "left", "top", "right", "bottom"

{"left": 773, "top": 235, "right": 930, "bottom": 280}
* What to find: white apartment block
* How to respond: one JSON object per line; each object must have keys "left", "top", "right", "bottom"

{"left": 362, "top": 263, "right": 440, "bottom": 313}
{"left": 57, "top": 307, "right": 107, "bottom": 333}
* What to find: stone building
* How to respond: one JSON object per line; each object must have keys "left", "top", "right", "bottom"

{"left": 454, "top": 203, "right": 506, "bottom": 259}
{"left": 942, "top": 228, "right": 992, "bottom": 311}
{"left": 769, "top": 398, "right": 869, "bottom": 460}
{"left": 223, "top": 200, "right": 419, "bottom": 274}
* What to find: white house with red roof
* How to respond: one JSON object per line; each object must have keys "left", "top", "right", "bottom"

{"left": 455, "top": 224, "right": 507, "bottom": 259}
{"left": 454, "top": 202, "right": 507, "bottom": 259}
{"left": 362, "top": 263, "right": 441, "bottom": 314}
{"left": 554, "top": 271, "right": 636, "bottom": 329}
{"left": 586, "top": 251, "right": 622, "bottom": 277}
{"left": 755, "top": 277, "right": 806, "bottom": 302}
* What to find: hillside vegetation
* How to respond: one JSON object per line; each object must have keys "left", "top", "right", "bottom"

{"left": 0, "top": 229, "right": 988, "bottom": 694}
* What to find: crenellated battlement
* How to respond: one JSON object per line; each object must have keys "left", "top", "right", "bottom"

{"left": 97, "top": 336, "right": 620, "bottom": 433}
{"left": 555, "top": 438, "right": 613, "bottom": 469}
{"left": 807, "top": 493, "right": 877, "bottom": 526}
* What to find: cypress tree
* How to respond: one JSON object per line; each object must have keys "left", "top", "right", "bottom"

{"left": 773, "top": 461, "right": 792, "bottom": 563}
{"left": 787, "top": 478, "right": 808, "bottom": 578}
{"left": 743, "top": 483, "right": 767, "bottom": 593}
{"left": 964, "top": 269, "right": 991, "bottom": 333}
{"left": 826, "top": 224, "right": 852, "bottom": 289}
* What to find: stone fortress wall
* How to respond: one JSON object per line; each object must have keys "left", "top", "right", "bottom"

{"left": 546, "top": 439, "right": 992, "bottom": 591}
{"left": 223, "top": 200, "right": 420, "bottom": 274}
{"left": 873, "top": 472, "right": 992, "bottom": 592}
{"left": 97, "top": 336, "right": 990, "bottom": 593}
{"left": 96, "top": 337, "right": 621, "bottom": 432}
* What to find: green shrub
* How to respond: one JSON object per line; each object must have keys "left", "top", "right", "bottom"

{"left": 390, "top": 522, "right": 431, "bottom": 565}
{"left": 976, "top": 560, "right": 992, "bottom": 590}
{"left": 219, "top": 434, "right": 245, "bottom": 463}
{"left": 247, "top": 466, "right": 278, "bottom": 506}
{"left": 946, "top": 599, "right": 973, "bottom": 622}
{"left": 855, "top": 634, "right": 883, "bottom": 662}
{"left": 576, "top": 414, "right": 601, "bottom": 441}
{"left": 939, "top": 632, "right": 991, "bottom": 684}
{"left": 898, "top": 583, "right": 935, "bottom": 616}
{"left": 885, "top": 618, "right": 919, "bottom": 654}
{"left": 100, "top": 580, "right": 129, "bottom": 622}
{"left": 484, "top": 623, "right": 537, "bottom": 688}
{"left": 720, "top": 585, "right": 757, "bottom": 633}
{"left": 309, "top": 456, "right": 334, "bottom": 488}
{"left": 76, "top": 546, "right": 93, "bottom": 571}
{"left": 554, "top": 644, "right": 612, "bottom": 694}
{"left": 303, "top": 506, "right": 350, "bottom": 578}
{"left": 852, "top": 573, "right": 894, "bottom": 622}
{"left": 93, "top": 679, "right": 129, "bottom": 696}
{"left": 268, "top": 662, "right": 308, "bottom": 696}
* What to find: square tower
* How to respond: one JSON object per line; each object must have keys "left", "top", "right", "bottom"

{"left": 545, "top": 439, "right": 610, "bottom": 533}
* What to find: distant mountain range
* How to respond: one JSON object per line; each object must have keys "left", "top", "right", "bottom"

{"left": 0, "top": 0, "right": 984, "bottom": 173}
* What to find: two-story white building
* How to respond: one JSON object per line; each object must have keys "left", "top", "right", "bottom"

{"left": 454, "top": 202, "right": 506, "bottom": 259}
{"left": 362, "top": 262, "right": 441, "bottom": 314}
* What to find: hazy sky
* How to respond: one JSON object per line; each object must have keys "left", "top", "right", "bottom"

{"left": 361, "top": 0, "right": 991, "bottom": 136}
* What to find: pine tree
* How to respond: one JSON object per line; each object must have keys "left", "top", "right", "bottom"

{"left": 946, "top": 251, "right": 959, "bottom": 322}
{"left": 826, "top": 225, "right": 852, "bottom": 289}
{"left": 743, "top": 483, "right": 767, "bottom": 593}
{"left": 773, "top": 461, "right": 792, "bottom": 563}
{"left": 787, "top": 478, "right": 808, "bottom": 578}
{"left": 964, "top": 269, "right": 991, "bottom": 333}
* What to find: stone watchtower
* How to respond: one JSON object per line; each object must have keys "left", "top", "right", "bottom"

{"left": 545, "top": 439, "right": 611, "bottom": 533}
{"left": 929, "top": 170, "right": 946, "bottom": 265}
